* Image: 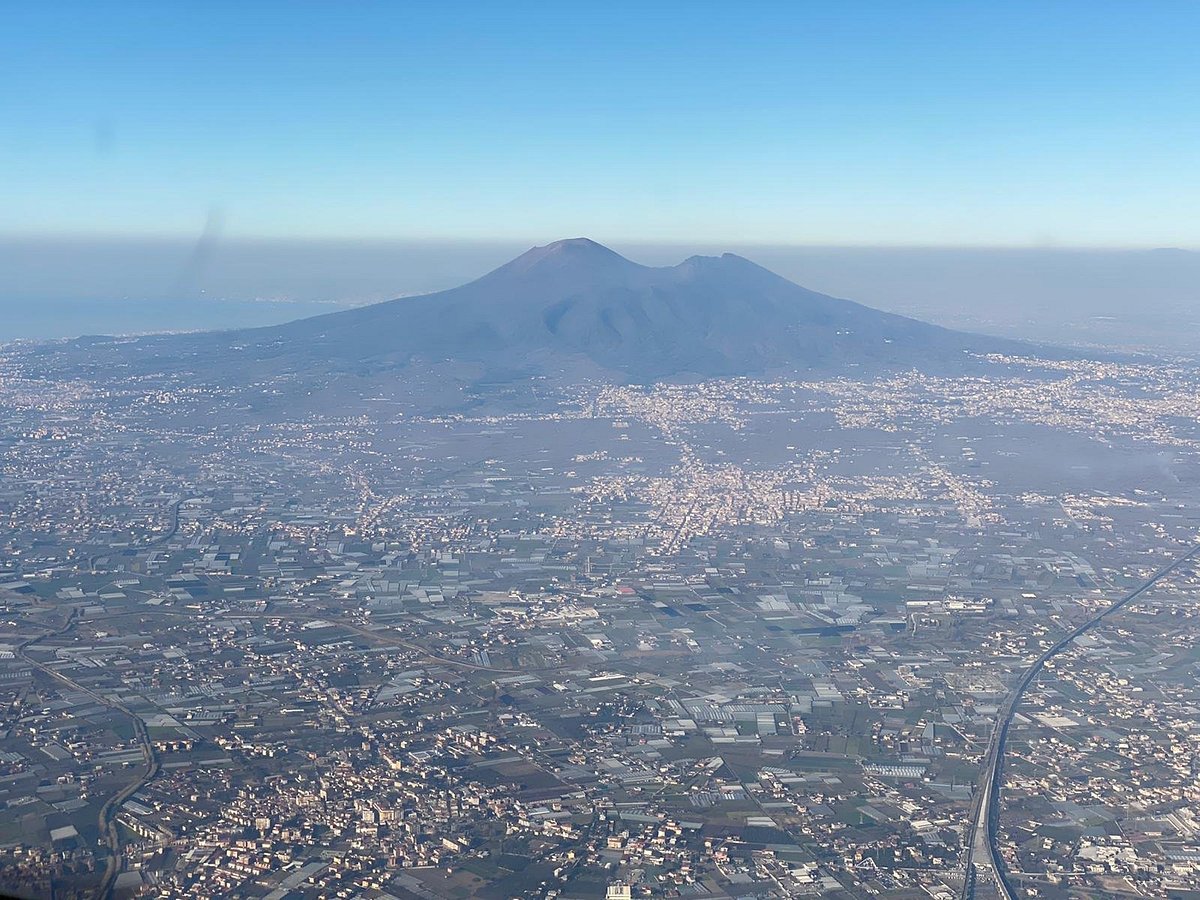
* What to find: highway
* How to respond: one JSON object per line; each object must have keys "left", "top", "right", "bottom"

{"left": 88, "top": 495, "right": 189, "bottom": 573}
{"left": 960, "top": 542, "right": 1200, "bottom": 900}
{"left": 16, "top": 644, "right": 158, "bottom": 900}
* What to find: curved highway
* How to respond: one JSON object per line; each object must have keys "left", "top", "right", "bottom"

{"left": 961, "top": 542, "right": 1200, "bottom": 900}
{"left": 88, "top": 495, "right": 190, "bottom": 573}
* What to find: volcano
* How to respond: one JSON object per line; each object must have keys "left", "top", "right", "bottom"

{"left": 243, "top": 237, "right": 1016, "bottom": 379}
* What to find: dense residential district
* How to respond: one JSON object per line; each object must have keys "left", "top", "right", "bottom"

{"left": 1, "top": 349, "right": 1200, "bottom": 899}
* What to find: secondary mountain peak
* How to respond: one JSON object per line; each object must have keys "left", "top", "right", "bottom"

{"left": 677, "top": 250, "right": 774, "bottom": 274}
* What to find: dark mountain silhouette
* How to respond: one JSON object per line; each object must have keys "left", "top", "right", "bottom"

{"left": 231, "top": 237, "right": 1019, "bottom": 379}
{"left": 42, "top": 238, "right": 1030, "bottom": 393}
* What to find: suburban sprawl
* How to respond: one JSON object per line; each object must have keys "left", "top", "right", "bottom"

{"left": 1, "top": 348, "right": 1199, "bottom": 900}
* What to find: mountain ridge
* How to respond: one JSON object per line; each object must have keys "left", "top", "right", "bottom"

{"left": 270, "top": 237, "right": 1022, "bottom": 379}
{"left": 254, "top": 237, "right": 1018, "bottom": 378}
{"left": 37, "top": 238, "right": 1032, "bottom": 391}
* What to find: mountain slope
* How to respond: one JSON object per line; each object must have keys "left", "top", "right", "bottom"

{"left": 238, "top": 237, "right": 1016, "bottom": 379}
{"left": 41, "top": 238, "right": 1028, "bottom": 390}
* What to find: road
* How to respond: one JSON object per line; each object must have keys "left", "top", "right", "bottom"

{"left": 960, "top": 542, "right": 1200, "bottom": 900}
{"left": 16, "top": 645, "right": 158, "bottom": 900}
{"left": 88, "top": 495, "right": 189, "bottom": 573}
{"left": 57, "top": 497, "right": 192, "bottom": 897}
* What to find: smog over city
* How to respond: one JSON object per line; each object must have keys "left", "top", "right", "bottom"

{"left": 4, "top": 4, "right": 1200, "bottom": 900}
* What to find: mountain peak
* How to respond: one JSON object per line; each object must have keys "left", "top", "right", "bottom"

{"left": 486, "top": 237, "right": 642, "bottom": 283}
{"left": 520, "top": 237, "right": 629, "bottom": 264}
{"left": 542, "top": 237, "right": 611, "bottom": 254}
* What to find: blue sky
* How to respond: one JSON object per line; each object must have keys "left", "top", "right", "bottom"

{"left": 6, "top": 1, "right": 1200, "bottom": 246}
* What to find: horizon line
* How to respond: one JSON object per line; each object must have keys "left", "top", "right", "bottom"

{"left": 1, "top": 230, "right": 1195, "bottom": 254}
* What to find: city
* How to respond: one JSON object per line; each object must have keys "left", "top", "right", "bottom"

{"left": 1, "top": 346, "right": 1198, "bottom": 898}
